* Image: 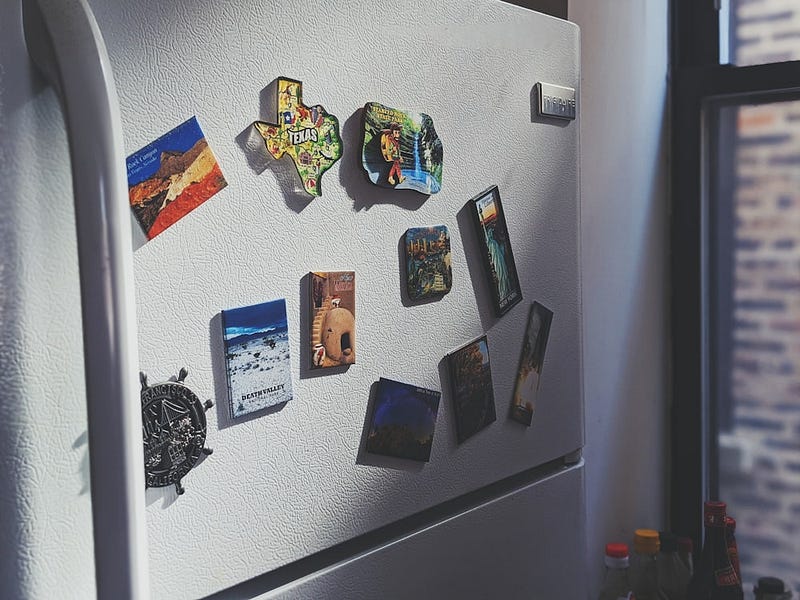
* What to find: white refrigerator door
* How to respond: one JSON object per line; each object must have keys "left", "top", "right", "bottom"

{"left": 94, "top": 0, "right": 583, "bottom": 597}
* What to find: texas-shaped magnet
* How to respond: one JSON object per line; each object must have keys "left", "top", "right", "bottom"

{"left": 254, "top": 78, "right": 343, "bottom": 197}
{"left": 361, "top": 102, "right": 443, "bottom": 195}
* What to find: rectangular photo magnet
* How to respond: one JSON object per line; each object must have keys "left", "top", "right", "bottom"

{"left": 365, "top": 378, "right": 441, "bottom": 462}
{"left": 510, "top": 302, "right": 554, "bottom": 426}
{"left": 309, "top": 271, "right": 356, "bottom": 368}
{"left": 447, "top": 335, "right": 497, "bottom": 443}
{"left": 221, "top": 298, "right": 293, "bottom": 419}
{"left": 469, "top": 186, "right": 523, "bottom": 316}
{"left": 127, "top": 116, "right": 227, "bottom": 240}
{"left": 405, "top": 225, "right": 452, "bottom": 301}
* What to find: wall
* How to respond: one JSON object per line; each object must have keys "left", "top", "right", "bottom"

{"left": 568, "top": 0, "right": 671, "bottom": 593}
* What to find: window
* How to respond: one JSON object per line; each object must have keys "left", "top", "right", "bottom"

{"left": 672, "top": 0, "right": 800, "bottom": 593}
{"left": 724, "top": 0, "right": 800, "bottom": 66}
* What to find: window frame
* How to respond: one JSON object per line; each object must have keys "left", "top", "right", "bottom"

{"left": 670, "top": 0, "right": 800, "bottom": 551}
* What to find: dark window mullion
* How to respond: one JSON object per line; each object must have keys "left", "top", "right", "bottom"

{"left": 671, "top": 0, "right": 720, "bottom": 68}
{"left": 671, "top": 65, "right": 707, "bottom": 550}
{"left": 682, "top": 61, "right": 800, "bottom": 101}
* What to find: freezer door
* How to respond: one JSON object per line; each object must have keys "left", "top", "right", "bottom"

{"left": 258, "top": 463, "right": 586, "bottom": 600}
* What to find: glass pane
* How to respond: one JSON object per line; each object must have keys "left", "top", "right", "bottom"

{"left": 723, "top": 0, "right": 800, "bottom": 66}
{"left": 710, "top": 98, "right": 800, "bottom": 595}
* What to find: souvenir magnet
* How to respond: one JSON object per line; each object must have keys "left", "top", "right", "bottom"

{"left": 446, "top": 336, "right": 497, "bottom": 443}
{"left": 141, "top": 368, "right": 213, "bottom": 495}
{"left": 366, "top": 378, "right": 441, "bottom": 462}
{"left": 469, "top": 186, "right": 523, "bottom": 317}
{"left": 405, "top": 225, "right": 452, "bottom": 301}
{"left": 254, "top": 78, "right": 343, "bottom": 197}
{"left": 510, "top": 302, "right": 554, "bottom": 426}
{"left": 309, "top": 271, "right": 356, "bottom": 368}
{"left": 221, "top": 298, "right": 293, "bottom": 419}
{"left": 361, "top": 102, "right": 443, "bottom": 194}
{"left": 127, "top": 116, "right": 227, "bottom": 240}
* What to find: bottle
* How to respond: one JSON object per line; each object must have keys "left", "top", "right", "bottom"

{"left": 686, "top": 501, "right": 744, "bottom": 599}
{"left": 658, "top": 531, "right": 691, "bottom": 600}
{"left": 599, "top": 543, "right": 636, "bottom": 600}
{"left": 677, "top": 537, "right": 694, "bottom": 576}
{"left": 723, "top": 517, "right": 741, "bottom": 585}
{"left": 631, "top": 529, "right": 667, "bottom": 600}
{"left": 753, "top": 577, "right": 792, "bottom": 600}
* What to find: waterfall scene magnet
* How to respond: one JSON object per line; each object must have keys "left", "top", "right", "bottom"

{"left": 221, "top": 299, "right": 293, "bottom": 419}
{"left": 309, "top": 271, "right": 356, "bottom": 368}
{"left": 254, "top": 78, "right": 343, "bottom": 197}
{"left": 365, "top": 378, "right": 440, "bottom": 462}
{"left": 361, "top": 102, "right": 443, "bottom": 194}
{"left": 126, "top": 116, "right": 227, "bottom": 240}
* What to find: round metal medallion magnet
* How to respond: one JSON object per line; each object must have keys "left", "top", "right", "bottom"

{"left": 140, "top": 368, "right": 213, "bottom": 495}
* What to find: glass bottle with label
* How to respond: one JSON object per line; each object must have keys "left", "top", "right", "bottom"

{"left": 677, "top": 537, "right": 694, "bottom": 576}
{"left": 723, "top": 517, "right": 741, "bottom": 585}
{"left": 599, "top": 543, "right": 636, "bottom": 600}
{"left": 686, "top": 501, "right": 743, "bottom": 600}
{"left": 658, "top": 532, "right": 691, "bottom": 600}
{"left": 631, "top": 529, "right": 667, "bottom": 600}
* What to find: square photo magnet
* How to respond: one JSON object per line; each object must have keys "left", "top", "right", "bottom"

{"left": 365, "top": 378, "right": 441, "bottom": 462}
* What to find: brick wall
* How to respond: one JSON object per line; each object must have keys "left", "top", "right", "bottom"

{"left": 719, "top": 1, "right": 800, "bottom": 594}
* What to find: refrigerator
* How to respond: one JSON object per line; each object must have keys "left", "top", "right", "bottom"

{"left": 0, "top": 0, "right": 584, "bottom": 598}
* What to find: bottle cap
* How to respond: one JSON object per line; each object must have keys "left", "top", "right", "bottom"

{"left": 659, "top": 531, "right": 677, "bottom": 552}
{"left": 633, "top": 529, "right": 660, "bottom": 554}
{"left": 677, "top": 537, "right": 693, "bottom": 553}
{"left": 605, "top": 543, "right": 629, "bottom": 558}
{"left": 703, "top": 500, "right": 727, "bottom": 527}
{"left": 754, "top": 577, "right": 785, "bottom": 594}
{"left": 725, "top": 516, "right": 736, "bottom": 532}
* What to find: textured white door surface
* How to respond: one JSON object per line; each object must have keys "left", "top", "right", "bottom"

{"left": 89, "top": 1, "right": 579, "bottom": 598}
{"left": 260, "top": 463, "right": 586, "bottom": 600}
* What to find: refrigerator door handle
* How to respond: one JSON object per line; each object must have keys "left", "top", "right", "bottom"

{"left": 22, "top": 1, "right": 149, "bottom": 598}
